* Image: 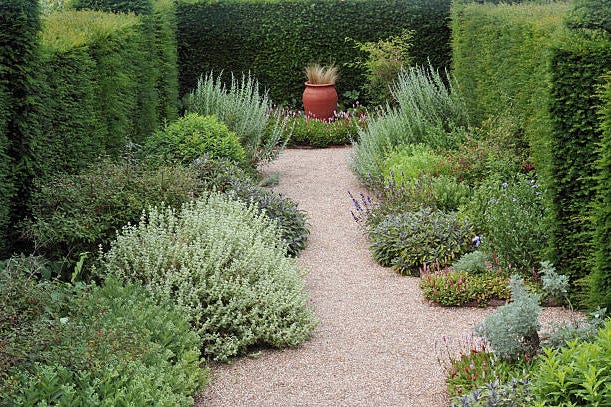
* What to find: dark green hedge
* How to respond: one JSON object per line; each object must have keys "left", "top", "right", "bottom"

{"left": 547, "top": 36, "right": 611, "bottom": 289}
{"left": 590, "top": 73, "right": 611, "bottom": 309}
{"left": 0, "top": 0, "right": 41, "bottom": 255}
{"left": 36, "top": 11, "right": 147, "bottom": 178}
{"left": 451, "top": 0, "right": 611, "bottom": 300}
{"left": 177, "top": 0, "right": 452, "bottom": 105}
{"left": 566, "top": 0, "right": 611, "bottom": 33}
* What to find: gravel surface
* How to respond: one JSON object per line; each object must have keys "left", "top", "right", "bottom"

{"left": 196, "top": 146, "right": 576, "bottom": 407}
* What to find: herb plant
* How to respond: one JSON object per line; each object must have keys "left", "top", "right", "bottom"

{"left": 98, "top": 193, "right": 317, "bottom": 361}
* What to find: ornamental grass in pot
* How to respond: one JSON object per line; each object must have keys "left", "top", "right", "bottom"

{"left": 302, "top": 63, "right": 338, "bottom": 120}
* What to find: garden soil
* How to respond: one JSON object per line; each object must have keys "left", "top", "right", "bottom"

{"left": 196, "top": 146, "right": 575, "bottom": 407}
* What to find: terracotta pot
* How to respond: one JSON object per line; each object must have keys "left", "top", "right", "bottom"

{"left": 302, "top": 82, "right": 338, "bottom": 120}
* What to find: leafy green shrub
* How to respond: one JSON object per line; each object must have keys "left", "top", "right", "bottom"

{"left": 532, "top": 319, "right": 611, "bottom": 406}
{"left": 460, "top": 174, "right": 549, "bottom": 275}
{"left": 475, "top": 276, "right": 542, "bottom": 360}
{"left": 21, "top": 159, "right": 199, "bottom": 278}
{"left": 184, "top": 72, "right": 288, "bottom": 166}
{"left": 452, "top": 251, "right": 489, "bottom": 275}
{"left": 348, "top": 30, "right": 414, "bottom": 107}
{"left": 381, "top": 144, "right": 452, "bottom": 185}
{"left": 444, "top": 117, "right": 530, "bottom": 188}
{"left": 145, "top": 113, "right": 246, "bottom": 166}
{"left": 98, "top": 193, "right": 317, "bottom": 361}
{"left": 420, "top": 270, "right": 510, "bottom": 307}
{"left": 0, "top": 257, "right": 206, "bottom": 406}
{"left": 228, "top": 180, "right": 309, "bottom": 257}
{"left": 176, "top": 0, "right": 452, "bottom": 105}
{"left": 368, "top": 208, "right": 472, "bottom": 275}
{"left": 350, "top": 64, "right": 468, "bottom": 184}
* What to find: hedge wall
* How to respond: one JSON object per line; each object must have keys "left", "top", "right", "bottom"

{"left": 547, "top": 35, "right": 611, "bottom": 289}
{"left": 0, "top": 0, "right": 41, "bottom": 255}
{"left": 590, "top": 73, "right": 611, "bottom": 309}
{"left": 177, "top": 0, "right": 452, "bottom": 105}
{"left": 451, "top": 2, "right": 568, "bottom": 130}
{"left": 32, "top": 4, "right": 178, "bottom": 177}
{"left": 36, "top": 11, "right": 147, "bottom": 179}
{"left": 451, "top": 0, "right": 611, "bottom": 301}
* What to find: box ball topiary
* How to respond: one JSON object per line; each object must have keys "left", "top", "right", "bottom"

{"left": 145, "top": 113, "right": 246, "bottom": 166}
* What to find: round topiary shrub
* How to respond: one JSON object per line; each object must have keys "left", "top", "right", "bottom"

{"left": 368, "top": 208, "right": 472, "bottom": 275}
{"left": 145, "top": 113, "right": 246, "bottom": 166}
{"left": 97, "top": 192, "right": 317, "bottom": 361}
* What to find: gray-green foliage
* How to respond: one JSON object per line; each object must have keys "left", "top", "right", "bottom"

{"left": 391, "top": 64, "right": 468, "bottom": 133}
{"left": 453, "top": 251, "right": 489, "bottom": 274}
{"left": 350, "top": 63, "right": 468, "bottom": 185}
{"left": 475, "top": 276, "right": 542, "bottom": 360}
{"left": 98, "top": 192, "right": 317, "bottom": 361}
{"left": 368, "top": 208, "right": 472, "bottom": 276}
{"left": 184, "top": 72, "right": 288, "bottom": 166}
{"left": 539, "top": 261, "right": 569, "bottom": 303}
{"left": 452, "top": 376, "right": 535, "bottom": 407}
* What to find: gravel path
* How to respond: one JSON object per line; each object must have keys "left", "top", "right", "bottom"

{"left": 196, "top": 146, "right": 575, "bottom": 407}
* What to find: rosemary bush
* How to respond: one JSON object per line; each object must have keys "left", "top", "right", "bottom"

{"left": 350, "top": 64, "right": 468, "bottom": 185}
{"left": 98, "top": 193, "right": 317, "bottom": 361}
{"left": 184, "top": 72, "right": 288, "bottom": 166}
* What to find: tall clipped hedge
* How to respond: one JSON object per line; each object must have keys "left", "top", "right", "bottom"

{"left": 36, "top": 11, "right": 147, "bottom": 178}
{"left": 73, "top": 0, "right": 180, "bottom": 124}
{"left": 590, "top": 73, "right": 611, "bottom": 309}
{"left": 451, "top": 0, "right": 611, "bottom": 301}
{"left": 547, "top": 35, "right": 611, "bottom": 289}
{"left": 0, "top": 0, "right": 41, "bottom": 254}
{"left": 177, "top": 0, "right": 452, "bottom": 104}
{"left": 451, "top": 2, "right": 568, "bottom": 133}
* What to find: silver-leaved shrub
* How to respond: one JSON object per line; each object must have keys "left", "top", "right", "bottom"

{"left": 475, "top": 275, "right": 542, "bottom": 360}
{"left": 98, "top": 192, "right": 317, "bottom": 361}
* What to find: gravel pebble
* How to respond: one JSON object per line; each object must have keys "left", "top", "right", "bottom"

{"left": 195, "top": 146, "right": 576, "bottom": 407}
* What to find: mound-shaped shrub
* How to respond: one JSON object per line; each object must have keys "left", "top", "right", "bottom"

{"left": 98, "top": 193, "right": 317, "bottom": 361}
{"left": 368, "top": 208, "right": 472, "bottom": 275}
{"left": 145, "top": 113, "right": 246, "bottom": 166}
{"left": 227, "top": 180, "right": 309, "bottom": 257}
{"left": 21, "top": 160, "right": 199, "bottom": 278}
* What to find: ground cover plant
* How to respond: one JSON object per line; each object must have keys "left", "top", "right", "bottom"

{"left": 97, "top": 192, "right": 317, "bottom": 361}
{"left": 0, "top": 256, "right": 206, "bottom": 406}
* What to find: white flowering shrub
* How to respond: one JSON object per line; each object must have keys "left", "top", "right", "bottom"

{"left": 98, "top": 193, "right": 317, "bottom": 361}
